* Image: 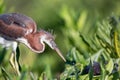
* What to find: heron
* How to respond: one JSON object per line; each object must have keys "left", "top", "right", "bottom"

{"left": 0, "top": 13, "right": 66, "bottom": 75}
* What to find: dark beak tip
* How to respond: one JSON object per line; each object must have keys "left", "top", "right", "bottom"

{"left": 54, "top": 47, "right": 66, "bottom": 62}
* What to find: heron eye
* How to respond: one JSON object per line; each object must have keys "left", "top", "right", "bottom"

{"left": 50, "top": 40, "right": 57, "bottom": 48}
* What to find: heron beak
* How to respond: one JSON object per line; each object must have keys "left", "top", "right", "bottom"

{"left": 47, "top": 40, "right": 66, "bottom": 62}
{"left": 54, "top": 47, "right": 66, "bottom": 62}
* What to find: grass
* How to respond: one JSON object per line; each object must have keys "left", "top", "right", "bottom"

{"left": 0, "top": 0, "right": 120, "bottom": 80}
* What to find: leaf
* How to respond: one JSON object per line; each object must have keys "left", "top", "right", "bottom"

{"left": 88, "top": 49, "right": 103, "bottom": 62}
{"left": 45, "top": 65, "right": 52, "bottom": 80}
{"left": 105, "top": 59, "right": 114, "bottom": 74}
{"left": 80, "top": 74, "right": 89, "bottom": 80}
{"left": 114, "top": 32, "right": 120, "bottom": 57}
{"left": 0, "top": 0, "right": 5, "bottom": 13}
{"left": 100, "top": 59, "right": 107, "bottom": 80}
{"left": 20, "top": 71, "right": 27, "bottom": 80}
{"left": 72, "top": 48, "right": 86, "bottom": 64}
{"left": 60, "top": 63, "right": 81, "bottom": 80}
{"left": 1, "top": 67, "right": 11, "bottom": 80}
{"left": 0, "top": 48, "right": 7, "bottom": 64}
{"left": 89, "top": 60, "right": 93, "bottom": 80}
{"left": 59, "top": 6, "right": 75, "bottom": 28}
{"left": 109, "top": 15, "right": 120, "bottom": 58}
{"left": 30, "top": 72, "right": 37, "bottom": 80}
{"left": 39, "top": 72, "right": 47, "bottom": 80}
{"left": 77, "top": 10, "right": 87, "bottom": 31}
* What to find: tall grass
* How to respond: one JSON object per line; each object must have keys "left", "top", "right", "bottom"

{"left": 59, "top": 7, "right": 120, "bottom": 80}
{"left": 0, "top": 0, "right": 120, "bottom": 80}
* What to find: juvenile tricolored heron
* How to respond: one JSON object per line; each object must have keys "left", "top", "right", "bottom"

{"left": 0, "top": 13, "right": 66, "bottom": 75}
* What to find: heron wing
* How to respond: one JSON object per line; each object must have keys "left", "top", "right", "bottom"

{"left": 0, "top": 13, "right": 37, "bottom": 40}
{"left": 0, "top": 13, "right": 37, "bottom": 32}
{"left": 0, "top": 20, "right": 27, "bottom": 40}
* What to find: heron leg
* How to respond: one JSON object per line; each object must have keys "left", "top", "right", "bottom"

{"left": 9, "top": 51, "right": 21, "bottom": 76}
{"left": 9, "top": 42, "right": 21, "bottom": 76}
{"left": 9, "top": 52, "right": 15, "bottom": 69}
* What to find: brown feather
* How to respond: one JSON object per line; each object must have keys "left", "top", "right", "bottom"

{"left": 0, "top": 20, "right": 26, "bottom": 40}
{"left": 24, "top": 33, "right": 44, "bottom": 52}
{"left": 0, "top": 13, "right": 37, "bottom": 40}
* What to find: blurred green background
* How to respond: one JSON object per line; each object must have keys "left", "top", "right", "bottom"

{"left": 0, "top": 0, "right": 120, "bottom": 79}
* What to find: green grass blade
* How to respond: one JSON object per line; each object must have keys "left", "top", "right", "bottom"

{"left": 1, "top": 67, "right": 11, "bottom": 80}
{"left": 0, "top": 48, "right": 7, "bottom": 64}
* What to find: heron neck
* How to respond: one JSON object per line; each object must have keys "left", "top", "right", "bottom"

{"left": 24, "top": 34, "right": 45, "bottom": 53}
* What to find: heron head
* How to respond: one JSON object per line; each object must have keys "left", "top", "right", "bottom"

{"left": 38, "top": 30, "right": 66, "bottom": 62}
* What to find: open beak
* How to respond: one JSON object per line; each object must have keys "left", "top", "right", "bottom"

{"left": 47, "top": 40, "right": 66, "bottom": 62}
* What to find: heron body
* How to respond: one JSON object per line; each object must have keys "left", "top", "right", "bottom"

{"left": 0, "top": 13, "right": 66, "bottom": 75}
